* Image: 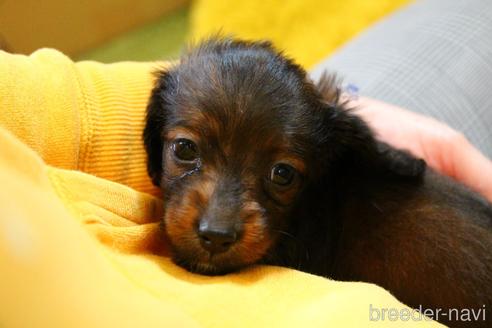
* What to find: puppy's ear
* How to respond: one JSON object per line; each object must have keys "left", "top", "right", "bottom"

{"left": 315, "top": 73, "right": 426, "bottom": 179}
{"left": 143, "top": 70, "right": 171, "bottom": 186}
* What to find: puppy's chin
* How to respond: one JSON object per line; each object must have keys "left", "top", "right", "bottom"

{"left": 173, "top": 256, "right": 240, "bottom": 276}
{"left": 171, "top": 250, "right": 247, "bottom": 276}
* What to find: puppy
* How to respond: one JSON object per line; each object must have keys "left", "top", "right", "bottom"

{"left": 144, "top": 38, "right": 492, "bottom": 327}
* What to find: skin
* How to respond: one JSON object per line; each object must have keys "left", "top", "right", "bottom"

{"left": 353, "top": 97, "right": 492, "bottom": 203}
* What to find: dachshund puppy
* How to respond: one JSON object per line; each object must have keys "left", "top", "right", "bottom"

{"left": 144, "top": 38, "right": 492, "bottom": 327}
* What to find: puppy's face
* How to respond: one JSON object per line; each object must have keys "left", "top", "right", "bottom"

{"left": 144, "top": 39, "right": 342, "bottom": 274}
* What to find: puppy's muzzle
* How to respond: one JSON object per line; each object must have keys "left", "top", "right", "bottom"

{"left": 196, "top": 177, "right": 242, "bottom": 254}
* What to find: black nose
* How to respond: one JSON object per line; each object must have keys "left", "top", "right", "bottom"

{"left": 197, "top": 224, "right": 237, "bottom": 254}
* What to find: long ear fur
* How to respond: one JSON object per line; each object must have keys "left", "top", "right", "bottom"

{"left": 316, "top": 72, "right": 426, "bottom": 179}
{"left": 143, "top": 70, "right": 171, "bottom": 186}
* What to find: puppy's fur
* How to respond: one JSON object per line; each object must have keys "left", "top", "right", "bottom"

{"left": 144, "top": 38, "right": 492, "bottom": 327}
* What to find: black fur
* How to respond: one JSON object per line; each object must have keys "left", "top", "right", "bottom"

{"left": 144, "top": 37, "right": 492, "bottom": 327}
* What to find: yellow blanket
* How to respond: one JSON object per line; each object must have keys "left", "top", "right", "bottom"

{"left": 0, "top": 49, "right": 443, "bottom": 327}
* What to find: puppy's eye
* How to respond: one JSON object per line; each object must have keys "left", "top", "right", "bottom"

{"left": 270, "top": 163, "right": 296, "bottom": 186}
{"left": 172, "top": 138, "right": 198, "bottom": 162}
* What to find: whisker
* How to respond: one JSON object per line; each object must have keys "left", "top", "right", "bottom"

{"left": 272, "top": 229, "right": 310, "bottom": 268}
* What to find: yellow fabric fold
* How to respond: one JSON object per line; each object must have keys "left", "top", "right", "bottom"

{"left": 0, "top": 127, "right": 198, "bottom": 328}
{"left": 0, "top": 49, "right": 444, "bottom": 327}
{"left": 0, "top": 49, "right": 162, "bottom": 195}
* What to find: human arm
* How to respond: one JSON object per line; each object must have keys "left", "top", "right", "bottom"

{"left": 353, "top": 97, "right": 492, "bottom": 202}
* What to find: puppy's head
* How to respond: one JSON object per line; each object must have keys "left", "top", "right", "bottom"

{"left": 143, "top": 38, "right": 424, "bottom": 274}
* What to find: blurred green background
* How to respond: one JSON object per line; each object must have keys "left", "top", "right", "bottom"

{"left": 0, "top": 0, "right": 191, "bottom": 63}
{"left": 77, "top": 5, "right": 189, "bottom": 63}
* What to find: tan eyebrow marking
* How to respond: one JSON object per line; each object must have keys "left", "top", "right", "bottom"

{"left": 165, "top": 127, "right": 199, "bottom": 142}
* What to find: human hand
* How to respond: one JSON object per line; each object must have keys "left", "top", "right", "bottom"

{"left": 351, "top": 97, "right": 492, "bottom": 203}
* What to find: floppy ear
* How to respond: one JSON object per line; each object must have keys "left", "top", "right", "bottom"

{"left": 315, "top": 73, "right": 426, "bottom": 179}
{"left": 143, "top": 70, "right": 171, "bottom": 186}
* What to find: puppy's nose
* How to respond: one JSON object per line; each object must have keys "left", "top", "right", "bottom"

{"left": 197, "top": 224, "right": 237, "bottom": 254}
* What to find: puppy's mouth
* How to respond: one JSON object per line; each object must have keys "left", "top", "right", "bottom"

{"left": 170, "top": 246, "right": 249, "bottom": 275}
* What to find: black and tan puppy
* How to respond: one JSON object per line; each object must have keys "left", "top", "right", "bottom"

{"left": 144, "top": 38, "right": 492, "bottom": 327}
